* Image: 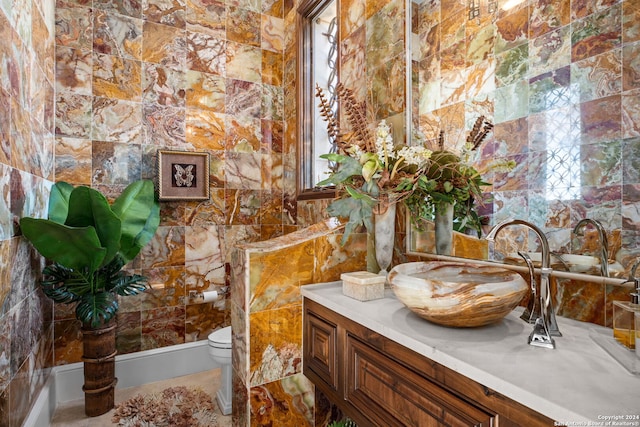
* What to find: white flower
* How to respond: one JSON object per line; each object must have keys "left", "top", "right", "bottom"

{"left": 397, "top": 146, "right": 433, "bottom": 166}
{"left": 375, "top": 120, "right": 394, "bottom": 164}
{"left": 461, "top": 143, "right": 476, "bottom": 163}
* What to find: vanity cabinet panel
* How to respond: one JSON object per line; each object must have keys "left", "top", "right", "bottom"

{"left": 303, "top": 298, "right": 554, "bottom": 427}
{"left": 346, "top": 334, "right": 494, "bottom": 426}
{"left": 304, "top": 311, "right": 339, "bottom": 394}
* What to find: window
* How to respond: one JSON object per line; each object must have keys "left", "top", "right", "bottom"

{"left": 297, "top": 0, "right": 338, "bottom": 199}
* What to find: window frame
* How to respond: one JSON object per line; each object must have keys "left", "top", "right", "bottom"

{"left": 296, "top": 0, "right": 340, "bottom": 200}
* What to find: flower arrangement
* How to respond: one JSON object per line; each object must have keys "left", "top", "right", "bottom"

{"left": 316, "top": 84, "right": 514, "bottom": 243}
{"left": 403, "top": 118, "right": 516, "bottom": 237}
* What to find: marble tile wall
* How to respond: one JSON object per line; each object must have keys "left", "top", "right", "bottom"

{"left": 51, "top": 0, "right": 293, "bottom": 369}
{"left": 0, "top": 1, "right": 56, "bottom": 426}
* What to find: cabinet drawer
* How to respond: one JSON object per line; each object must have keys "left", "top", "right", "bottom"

{"left": 345, "top": 334, "right": 494, "bottom": 427}
{"left": 304, "top": 312, "right": 338, "bottom": 391}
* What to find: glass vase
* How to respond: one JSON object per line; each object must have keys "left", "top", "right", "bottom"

{"left": 374, "top": 198, "right": 397, "bottom": 275}
{"left": 434, "top": 201, "right": 454, "bottom": 256}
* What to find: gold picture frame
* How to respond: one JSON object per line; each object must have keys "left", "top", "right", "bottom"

{"left": 157, "top": 150, "right": 210, "bottom": 201}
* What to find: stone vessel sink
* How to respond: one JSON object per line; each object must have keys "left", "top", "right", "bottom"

{"left": 388, "top": 261, "right": 528, "bottom": 328}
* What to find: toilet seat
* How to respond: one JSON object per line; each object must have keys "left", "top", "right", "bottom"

{"left": 208, "top": 326, "right": 232, "bottom": 349}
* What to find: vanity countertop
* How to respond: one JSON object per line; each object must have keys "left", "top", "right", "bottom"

{"left": 301, "top": 282, "right": 640, "bottom": 424}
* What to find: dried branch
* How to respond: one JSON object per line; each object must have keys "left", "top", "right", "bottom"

{"left": 466, "top": 115, "right": 493, "bottom": 151}
{"left": 336, "top": 83, "right": 374, "bottom": 153}
{"left": 315, "top": 84, "right": 340, "bottom": 141}
{"left": 467, "top": 116, "right": 484, "bottom": 145}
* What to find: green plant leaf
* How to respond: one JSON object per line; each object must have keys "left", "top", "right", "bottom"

{"left": 20, "top": 218, "right": 107, "bottom": 273}
{"left": 317, "top": 156, "right": 363, "bottom": 186}
{"left": 394, "top": 177, "right": 414, "bottom": 192}
{"left": 65, "top": 186, "right": 122, "bottom": 267}
{"left": 326, "top": 195, "right": 375, "bottom": 245}
{"left": 361, "top": 159, "right": 378, "bottom": 182}
{"left": 319, "top": 153, "right": 350, "bottom": 162}
{"left": 361, "top": 179, "right": 380, "bottom": 197}
{"left": 100, "top": 256, "right": 149, "bottom": 296}
{"left": 113, "top": 273, "right": 148, "bottom": 296}
{"left": 76, "top": 291, "right": 119, "bottom": 328}
{"left": 343, "top": 186, "right": 367, "bottom": 200}
{"left": 21, "top": 180, "right": 161, "bottom": 327}
{"left": 40, "top": 263, "right": 88, "bottom": 303}
{"left": 47, "top": 181, "right": 74, "bottom": 224}
{"left": 328, "top": 417, "right": 358, "bottom": 427}
{"left": 111, "top": 180, "right": 161, "bottom": 263}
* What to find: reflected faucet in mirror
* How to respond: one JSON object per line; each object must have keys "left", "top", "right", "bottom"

{"left": 486, "top": 219, "right": 561, "bottom": 349}
{"left": 622, "top": 259, "right": 640, "bottom": 305}
{"left": 573, "top": 218, "right": 609, "bottom": 278}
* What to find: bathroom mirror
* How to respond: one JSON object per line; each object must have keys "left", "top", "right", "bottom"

{"left": 406, "top": 0, "right": 638, "bottom": 278}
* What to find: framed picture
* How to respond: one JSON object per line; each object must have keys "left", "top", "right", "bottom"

{"left": 157, "top": 150, "right": 210, "bottom": 201}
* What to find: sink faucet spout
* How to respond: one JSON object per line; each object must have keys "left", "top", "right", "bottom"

{"left": 573, "top": 218, "right": 609, "bottom": 278}
{"left": 486, "top": 219, "right": 550, "bottom": 268}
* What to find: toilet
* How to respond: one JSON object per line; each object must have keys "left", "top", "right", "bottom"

{"left": 208, "top": 326, "right": 232, "bottom": 415}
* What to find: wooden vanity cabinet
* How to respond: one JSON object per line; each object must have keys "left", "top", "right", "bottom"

{"left": 303, "top": 298, "right": 554, "bottom": 427}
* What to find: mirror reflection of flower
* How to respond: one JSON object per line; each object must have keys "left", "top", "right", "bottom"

{"left": 405, "top": 117, "right": 516, "bottom": 237}
{"left": 315, "top": 84, "right": 515, "bottom": 243}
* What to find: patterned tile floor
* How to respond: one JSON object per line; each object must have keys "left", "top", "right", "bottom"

{"left": 50, "top": 369, "right": 232, "bottom": 426}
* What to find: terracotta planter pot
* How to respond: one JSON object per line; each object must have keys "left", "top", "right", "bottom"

{"left": 81, "top": 321, "right": 118, "bottom": 417}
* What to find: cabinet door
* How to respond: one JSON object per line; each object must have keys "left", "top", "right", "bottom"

{"left": 345, "top": 334, "right": 494, "bottom": 427}
{"left": 304, "top": 311, "right": 339, "bottom": 392}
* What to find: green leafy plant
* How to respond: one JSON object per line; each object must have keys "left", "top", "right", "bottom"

{"left": 20, "top": 180, "right": 160, "bottom": 327}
